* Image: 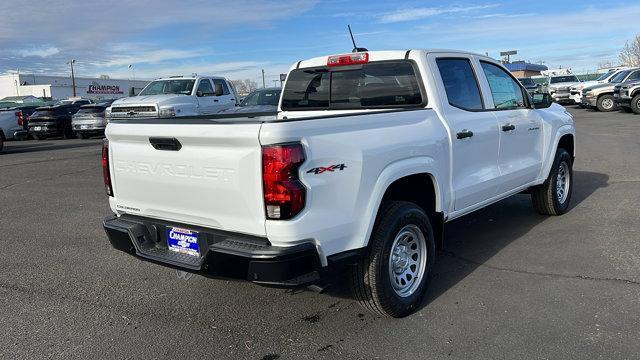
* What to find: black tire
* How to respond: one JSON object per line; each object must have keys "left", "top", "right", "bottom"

{"left": 63, "top": 125, "right": 75, "bottom": 139}
{"left": 631, "top": 94, "right": 640, "bottom": 115}
{"left": 0, "top": 135, "right": 4, "bottom": 153}
{"left": 351, "top": 201, "right": 435, "bottom": 318}
{"left": 531, "top": 148, "right": 573, "bottom": 215}
{"left": 596, "top": 94, "right": 616, "bottom": 112}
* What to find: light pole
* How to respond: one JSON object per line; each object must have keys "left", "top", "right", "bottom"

{"left": 67, "top": 59, "right": 77, "bottom": 97}
{"left": 261, "top": 69, "right": 266, "bottom": 88}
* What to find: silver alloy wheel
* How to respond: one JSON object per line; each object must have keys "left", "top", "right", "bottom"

{"left": 602, "top": 97, "right": 614, "bottom": 109}
{"left": 636, "top": 98, "right": 640, "bottom": 110}
{"left": 556, "top": 161, "right": 570, "bottom": 204}
{"left": 388, "top": 224, "right": 427, "bottom": 298}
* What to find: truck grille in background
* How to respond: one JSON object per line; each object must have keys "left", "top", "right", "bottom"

{"left": 111, "top": 106, "right": 157, "bottom": 113}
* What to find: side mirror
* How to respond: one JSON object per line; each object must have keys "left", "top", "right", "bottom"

{"left": 532, "top": 93, "right": 553, "bottom": 109}
{"left": 214, "top": 83, "right": 224, "bottom": 96}
{"left": 196, "top": 90, "right": 204, "bottom": 97}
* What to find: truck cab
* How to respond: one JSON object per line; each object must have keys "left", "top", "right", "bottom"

{"left": 106, "top": 76, "right": 238, "bottom": 120}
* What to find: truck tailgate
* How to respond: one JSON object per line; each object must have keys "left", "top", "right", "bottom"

{"left": 106, "top": 122, "right": 266, "bottom": 236}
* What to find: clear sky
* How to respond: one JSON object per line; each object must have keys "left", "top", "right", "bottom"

{"left": 1, "top": 1, "right": 639, "bottom": 84}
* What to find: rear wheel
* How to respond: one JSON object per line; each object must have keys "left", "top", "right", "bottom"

{"left": 631, "top": 94, "right": 640, "bottom": 115}
{"left": 531, "top": 148, "right": 573, "bottom": 215}
{"left": 596, "top": 95, "right": 616, "bottom": 112}
{"left": 63, "top": 125, "right": 75, "bottom": 139}
{"left": 350, "top": 201, "right": 435, "bottom": 318}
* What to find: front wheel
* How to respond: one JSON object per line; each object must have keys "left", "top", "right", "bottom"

{"left": 631, "top": 94, "right": 640, "bottom": 115}
{"left": 350, "top": 201, "right": 435, "bottom": 318}
{"left": 531, "top": 148, "right": 573, "bottom": 215}
{"left": 597, "top": 95, "right": 616, "bottom": 112}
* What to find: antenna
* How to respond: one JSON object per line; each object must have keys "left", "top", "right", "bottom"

{"left": 348, "top": 25, "right": 368, "bottom": 53}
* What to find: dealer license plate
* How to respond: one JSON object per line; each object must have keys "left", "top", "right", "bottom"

{"left": 167, "top": 227, "right": 200, "bottom": 257}
{"left": 33, "top": 126, "right": 41, "bottom": 131}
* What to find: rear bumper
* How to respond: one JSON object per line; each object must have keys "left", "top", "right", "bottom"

{"left": 103, "top": 214, "right": 323, "bottom": 286}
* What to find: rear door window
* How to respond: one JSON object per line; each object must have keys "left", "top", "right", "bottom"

{"left": 436, "top": 58, "right": 484, "bottom": 110}
{"left": 281, "top": 61, "right": 423, "bottom": 110}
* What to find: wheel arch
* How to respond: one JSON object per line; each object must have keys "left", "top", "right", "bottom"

{"left": 359, "top": 157, "right": 447, "bottom": 251}
{"left": 541, "top": 126, "right": 575, "bottom": 181}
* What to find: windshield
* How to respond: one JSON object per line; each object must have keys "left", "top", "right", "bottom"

{"left": 282, "top": 61, "right": 423, "bottom": 110}
{"left": 241, "top": 89, "right": 281, "bottom": 106}
{"left": 596, "top": 70, "right": 616, "bottom": 81}
{"left": 550, "top": 76, "right": 579, "bottom": 84}
{"left": 139, "top": 79, "right": 195, "bottom": 96}
{"left": 610, "top": 70, "right": 632, "bottom": 83}
{"left": 518, "top": 78, "right": 535, "bottom": 86}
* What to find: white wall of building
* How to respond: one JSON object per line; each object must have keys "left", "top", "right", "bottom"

{"left": 0, "top": 74, "right": 149, "bottom": 100}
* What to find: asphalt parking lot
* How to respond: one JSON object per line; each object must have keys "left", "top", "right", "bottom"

{"left": 1, "top": 107, "right": 639, "bottom": 360}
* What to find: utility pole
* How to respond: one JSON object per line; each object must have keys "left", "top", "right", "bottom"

{"left": 67, "top": 59, "right": 77, "bottom": 97}
{"left": 261, "top": 69, "right": 266, "bottom": 88}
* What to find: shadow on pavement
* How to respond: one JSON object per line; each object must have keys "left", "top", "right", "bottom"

{"left": 323, "top": 170, "right": 610, "bottom": 311}
{"left": 1, "top": 140, "right": 101, "bottom": 155}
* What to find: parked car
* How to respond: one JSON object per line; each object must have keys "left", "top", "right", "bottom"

{"left": 72, "top": 100, "right": 115, "bottom": 139}
{"left": 517, "top": 77, "right": 539, "bottom": 95}
{"left": 0, "top": 103, "right": 43, "bottom": 150}
{"left": 615, "top": 80, "right": 640, "bottom": 114}
{"left": 106, "top": 76, "right": 238, "bottom": 120}
{"left": 219, "top": 87, "right": 281, "bottom": 114}
{"left": 581, "top": 68, "right": 640, "bottom": 111}
{"left": 546, "top": 75, "right": 581, "bottom": 104}
{"left": 102, "top": 49, "right": 575, "bottom": 318}
{"left": 569, "top": 68, "right": 629, "bottom": 105}
{"left": 28, "top": 99, "right": 91, "bottom": 140}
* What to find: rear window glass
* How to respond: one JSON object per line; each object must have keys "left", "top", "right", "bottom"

{"left": 77, "top": 107, "right": 105, "bottom": 114}
{"left": 281, "top": 61, "right": 423, "bottom": 110}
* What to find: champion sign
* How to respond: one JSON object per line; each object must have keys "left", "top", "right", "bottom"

{"left": 167, "top": 227, "right": 200, "bottom": 257}
{"left": 86, "top": 82, "right": 124, "bottom": 95}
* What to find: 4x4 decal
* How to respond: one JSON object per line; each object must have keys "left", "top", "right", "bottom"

{"left": 306, "top": 164, "right": 347, "bottom": 174}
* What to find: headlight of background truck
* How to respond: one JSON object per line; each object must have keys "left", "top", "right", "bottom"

{"left": 158, "top": 107, "right": 176, "bottom": 118}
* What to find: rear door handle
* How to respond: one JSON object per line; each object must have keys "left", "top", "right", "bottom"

{"left": 149, "top": 137, "right": 182, "bottom": 151}
{"left": 456, "top": 129, "right": 474, "bottom": 139}
{"left": 213, "top": 99, "right": 219, "bottom": 102}
{"left": 501, "top": 124, "right": 516, "bottom": 132}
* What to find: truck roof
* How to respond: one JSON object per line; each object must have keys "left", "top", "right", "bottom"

{"left": 153, "top": 75, "right": 227, "bottom": 81}
{"left": 293, "top": 49, "right": 494, "bottom": 69}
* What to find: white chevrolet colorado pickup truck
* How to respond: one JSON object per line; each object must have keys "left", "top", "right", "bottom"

{"left": 102, "top": 50, "right": 576, "bottom": 317}
{"left": 106, "top": 76, "right": 238, "bottom": 120}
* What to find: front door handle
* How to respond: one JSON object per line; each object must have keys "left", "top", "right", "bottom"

{"left": 213, "top": 99, "right": 219, "bottom": 102}
{"left": 456, "top": 129, "right": 474, "bottom": 139}
{"left": 502, "top": 124, "right": 516, "bottom": 132}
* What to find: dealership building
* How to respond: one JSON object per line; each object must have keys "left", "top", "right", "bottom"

{"left": 0, "top": 73, "right": 149, "bottom": 101}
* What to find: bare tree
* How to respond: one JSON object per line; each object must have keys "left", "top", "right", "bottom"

{"left": 230, "top": 79, "right": 258, "bottom": 95}
{"left": 619, "top": 34, "right": 640, "bottom": 67}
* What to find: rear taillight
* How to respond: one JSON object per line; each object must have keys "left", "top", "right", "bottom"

{"left": 15, "top": 111, "right": 23, "bottom": 126}
{"left": 102, "top": 139, "right": 113, "bottom": 196}
{"left": 262, "top": 143, "right": 306, "bottom": 220}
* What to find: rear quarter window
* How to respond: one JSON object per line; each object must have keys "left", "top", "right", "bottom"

{"left": 281, "top": 61, "right": 424, "bottom": 110}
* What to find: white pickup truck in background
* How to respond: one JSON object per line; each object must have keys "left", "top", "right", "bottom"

{"left": 106, "top": 76, "right": 239, "bottom": 120}
{"left": 102, "top": 49, "right": 576, "bottom": 317}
